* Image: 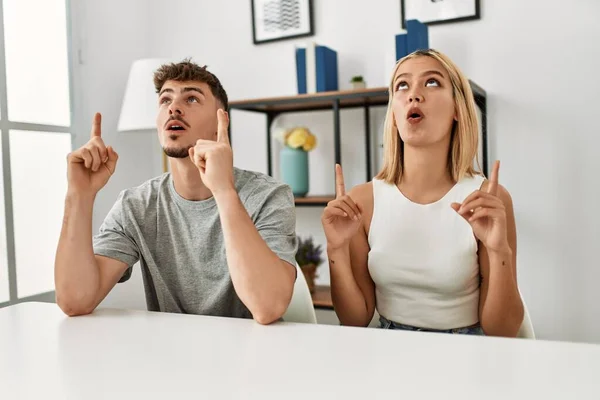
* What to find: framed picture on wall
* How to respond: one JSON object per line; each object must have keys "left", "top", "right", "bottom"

{"left": 251, "top": 0, "right": 314, "bottom": 44}
{"left": 401, "top": 0, "right": 480, "bottom": 28}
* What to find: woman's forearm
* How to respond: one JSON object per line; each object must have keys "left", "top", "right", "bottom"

{"left": 328, "top": 247, "right": 371, "bottom": 326}
{"left": 481, "top": 249, "right": 524, "bottom": 337}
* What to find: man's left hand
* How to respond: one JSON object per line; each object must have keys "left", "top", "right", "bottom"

{"left": 189, "top": 109, "right": 235, "bottom": 195}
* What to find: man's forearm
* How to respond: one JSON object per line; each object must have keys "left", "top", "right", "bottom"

{"left": 481, "top": 249, "right": 524, "bottom": 336}
{"left": 54, "top": 192, "right": 100, "bottom": 315}
{"left": 214, "top": 190, "right": 294, "bottom": 324}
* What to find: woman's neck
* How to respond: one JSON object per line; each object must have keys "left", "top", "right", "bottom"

{"left": 399, "top": 140, "right": 454, "bottom": 199}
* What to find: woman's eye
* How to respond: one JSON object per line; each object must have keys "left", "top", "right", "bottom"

{"left": 425, "top": 79, "right": 440, "bottom": 87}
{"left": 396, "top": 81, "right": 408, "bottom": 91}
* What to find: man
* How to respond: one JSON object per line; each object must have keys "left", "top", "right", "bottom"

{"left": 55, "top": 60, "right": 298, "bottom": 324}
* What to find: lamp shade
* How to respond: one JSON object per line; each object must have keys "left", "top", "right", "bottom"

{"left": 118, "top": 58, "right": 170, "bottom": 132}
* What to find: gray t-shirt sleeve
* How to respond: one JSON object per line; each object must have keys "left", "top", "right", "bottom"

{"left": 251, "top": 184, "right": 298, "bottom": 268}
{"left": 93, "top": 191, "right": 140, "bottom": 282}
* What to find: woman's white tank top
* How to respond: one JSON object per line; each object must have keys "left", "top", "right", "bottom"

{"left": 367, "top": 175, "right": 485, "bottom": 329}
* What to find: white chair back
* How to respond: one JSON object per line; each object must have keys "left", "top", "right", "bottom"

{"left": 282, "top": 264, "right": 317, "bottom": 324}
{"left": 517, "top": 295, "right": 535, "bottom": 339}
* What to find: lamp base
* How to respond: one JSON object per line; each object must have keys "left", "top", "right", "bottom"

{"left": 162, "top": 151, "right": 168, "bottom": 173}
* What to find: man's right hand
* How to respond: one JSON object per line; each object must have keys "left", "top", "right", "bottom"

{"left": 67, "top": 113, "right": 118, "bottom": 196}
{"left": 321, "top": 164, "right": 362, "bottom": 251}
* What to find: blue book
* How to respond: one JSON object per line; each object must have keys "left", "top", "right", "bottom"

{"left": 395, "top": 33, "right": 408, "bottom": 61}
{"left": 315, "top": 45, "right": 338, "bottom": 92}
{"left": 406, "top": 19, "right": 429, "bottom": 53}
{"left": 295, "top": 44, "right": 338, "bottom": 94}
{"left": 295, "top": 48, "right": 307, "bottom": 94}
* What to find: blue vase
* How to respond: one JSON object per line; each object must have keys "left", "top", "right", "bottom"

{"left": 280, "top": 146, "right": 309, "bottom": 197}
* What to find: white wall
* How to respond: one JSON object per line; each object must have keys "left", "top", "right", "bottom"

{"left": 69, "top": 0, "right": 160, "bottom": 310}
{"left": 72, "top": 0, "right": 600, "bottom": 343}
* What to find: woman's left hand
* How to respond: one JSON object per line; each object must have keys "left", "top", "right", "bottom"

{"left": 451, "top": 161, "right": 510, "bottom": 253}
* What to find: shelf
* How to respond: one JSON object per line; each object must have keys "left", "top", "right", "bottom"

{"left": 229, "top": 87, "right": 390, "bottom": 114}
{"left": 294, "top": 196, "right": 334, "bottom": 206}
{"left": 311, "top": 285, "right": 333, "bottom": 310}
{"left": 468, "top": 80, "right": 487, "bottom": 100}
{"left": 228, "top": 80, "right": 485, "bottom": 115}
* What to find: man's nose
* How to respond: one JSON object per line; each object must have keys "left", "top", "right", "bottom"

{"left": 168, "top": 102, "right": 183, "bottom": 115}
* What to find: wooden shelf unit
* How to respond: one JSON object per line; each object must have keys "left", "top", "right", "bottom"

{"left": 294, "top": 196, "right": 334, "bottom": 206}
{"left": 229, "top": 83, "right": 488, "bottom": 207}
{"left": 229, "top": 87, "right": 389, "bottom": 113}
{"left": 311, "top": 285, "right": 333, "bottom": 310}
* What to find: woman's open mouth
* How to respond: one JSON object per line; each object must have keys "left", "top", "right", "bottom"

{"left": 407, "top": 107, "right": 424, "bottom": 124}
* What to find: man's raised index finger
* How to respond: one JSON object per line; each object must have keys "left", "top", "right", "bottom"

{"left": 91, "top": 112, "right": 102, "bottom": 138}
{"left": 217, "top": 109, "right": 229, "bottom": 143}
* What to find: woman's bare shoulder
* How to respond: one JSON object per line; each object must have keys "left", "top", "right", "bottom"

{"left": 348, "top": 181, "right": 373, "bottom": 203}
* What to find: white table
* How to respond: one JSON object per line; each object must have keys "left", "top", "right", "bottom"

{"left": 1, "top": 302, "right": 599, "bottom": 399}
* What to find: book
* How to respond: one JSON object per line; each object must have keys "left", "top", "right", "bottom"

{"left": 406, "top": 19, "right": 429, "bottom": 53}
{"left": 395, "top": 19, "right": 429, "bottom": 61}
{"left": 306, "top": 42, "right": 316, "bottom": 93}
{"left": 315, "top": 45, "right": 338, "bottom": 92}
{"left": 296, "top": 43, "right": 339, "bottom": 94}
{"left": 295, "top": 47, "right": 307, "bottom": 94}
{"left": 396, "top": 33, "right": 408, "bottom": 61}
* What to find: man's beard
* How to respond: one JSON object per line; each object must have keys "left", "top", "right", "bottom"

{"left": 163, "top": 144, "right": 193, "bottom": 159}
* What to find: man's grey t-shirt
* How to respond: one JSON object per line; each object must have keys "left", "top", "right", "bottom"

{"left": 93, "top": 168, "right": 298, "bottom": 319}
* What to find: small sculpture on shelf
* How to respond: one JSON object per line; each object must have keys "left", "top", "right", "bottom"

{"left": 295, "top": 235, "right": 324, "bottom": 293}
{"left": 350, "top": 75, "right": 366, "bottom": 90}
{"left": 277, "top": 127, "right": 317, "bottom": 197}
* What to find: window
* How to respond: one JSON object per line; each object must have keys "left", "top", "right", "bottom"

{"left": 0, "top": 0, "right": 73, "bottom": 307}
{"left": 0, "top": 135, "right": 7, "bottom": 303}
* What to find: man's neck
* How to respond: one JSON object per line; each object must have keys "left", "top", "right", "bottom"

{"left": 169, "top": 157, "right": 213, "bottom": 201}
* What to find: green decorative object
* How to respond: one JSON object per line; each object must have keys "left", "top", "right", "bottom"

{"left": 350, "top": 75, "right": 366, "bottom": 89}
{"left": 280, "top": 146, "right": 309, "bottom": 197}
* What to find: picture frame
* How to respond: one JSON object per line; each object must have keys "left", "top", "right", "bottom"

{"left": 251, "top": 0, "right": 314, "bottom": 45}
{"left": 401, "top": 0, "right": 480, "bottom": 29}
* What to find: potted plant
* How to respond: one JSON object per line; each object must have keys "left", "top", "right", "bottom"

{"left": 350, "top": 75, "right": 366, "bottom": 90}
{"left": 295, "top": 235, "right": 324, "bottom": 293}
{"left": 277, "top": 127, "right": 317, "bottom": 197}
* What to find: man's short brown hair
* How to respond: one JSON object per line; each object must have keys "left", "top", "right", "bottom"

{"left": 153, "top": 59, "right": 228, "bottom": 110}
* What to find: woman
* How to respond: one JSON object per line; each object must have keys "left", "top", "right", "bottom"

{"left": 321, "top": 49, "right": 524, "bottom": 336}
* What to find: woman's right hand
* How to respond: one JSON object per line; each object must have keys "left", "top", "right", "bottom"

{"left": 321, "top": 164, "right": 362, "bottom": 250}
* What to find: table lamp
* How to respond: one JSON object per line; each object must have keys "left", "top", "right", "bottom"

{"left": 118, "top": 58, "right": 170, "bottom": 172}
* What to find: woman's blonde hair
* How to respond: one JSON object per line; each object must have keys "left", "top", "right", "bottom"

{"left": 375, "top": 49, "right": 482, "bottom": 184}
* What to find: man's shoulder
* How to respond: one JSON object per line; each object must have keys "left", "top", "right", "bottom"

{"left": 116, "top": 173, "right": 170, "bottom": 207}
{"left": 235, "top": 168, "right": 288, "bottom": 191}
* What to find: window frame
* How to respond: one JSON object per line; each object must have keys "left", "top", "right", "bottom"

{"left": 0, "top": 0, "right": 75, "bottom": 307}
